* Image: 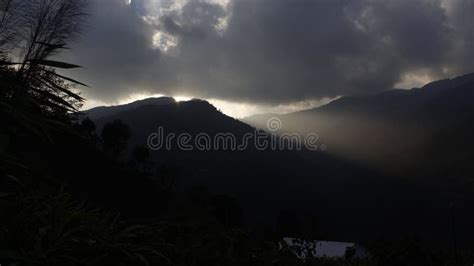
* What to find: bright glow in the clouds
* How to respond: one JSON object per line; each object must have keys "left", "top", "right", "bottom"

{"left": 81, "top": 92, "right": 338, "bottom": 119}
{"left": 82, "top": 98, "right": 108, "bottom": 111}
{"left": 394, "top": 70, "right": 440, "bottom": 89}
{"left": 152, "top": 31, "right": 178, "bottom": 52}
{"left": 139, "top": 0, "right": 232, "bottom": 34}
{"left": 209, "top": 98, "right": 339, "bottom": 118}
{"left": 211, "top": 0, "right": 232, "bottom": 34}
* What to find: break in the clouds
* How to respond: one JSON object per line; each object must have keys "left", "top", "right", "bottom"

{"left": 64, "top": 0, "right": 474, "bottom": 106}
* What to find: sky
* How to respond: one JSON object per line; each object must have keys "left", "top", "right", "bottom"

{"left": 62, "top": 0, "right": 474, "bottom": 118}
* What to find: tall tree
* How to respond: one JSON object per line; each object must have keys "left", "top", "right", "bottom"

{"left": 16, "top": 0, "right": 88, "bottom": 106}
{"left": 131, "top": 145, "right": 151, "bottom": 172}
{"left": 18, "top": 0, "right": 88, "bottom": 76}
{"left": 0, "top": 0, "right": 89, "bottom": 139}
{"left": 101, "top": 119, "right": 132, "bottom": 162}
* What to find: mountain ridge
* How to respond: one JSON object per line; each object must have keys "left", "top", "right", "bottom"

{"left": 85, "top": 96, "right": 177, "bottom": 120}
{"left": 81, "top": 74, "right": 474, "bottom": 247}
{"left": 244, "top": 72, "right": 474, "bottom": 121}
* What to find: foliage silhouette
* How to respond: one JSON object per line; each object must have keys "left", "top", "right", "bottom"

{"left": 0, "top": 190, "right": 172, "bottom": 266}
{"left": 130, "top": 145, "right": 151, "bottom": 173}
{"left": 101, "top": 119, "right": 131, "bottom": 162}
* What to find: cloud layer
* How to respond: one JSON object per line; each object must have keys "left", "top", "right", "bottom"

{"left": 64, "top": 0, "right": 474, "bottom": 106}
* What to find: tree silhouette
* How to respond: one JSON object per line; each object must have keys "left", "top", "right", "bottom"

{"left": 131, "top": 145, "right": 150, "bottom": 172}
{"left": 0, "top": 0, "right": 89, "bottom": 142}
{"left": 101, "top": 119, "right": 131, "bottom": 162}
{"left": 74, "top": 117, "right": 98, "bottom": 144}
{"left": 17, "top": 0, "right": 88, "bottom": 84}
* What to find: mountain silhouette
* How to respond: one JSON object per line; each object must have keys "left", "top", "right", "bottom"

{"left": 86, "top": 97, "right": 177, "bottom": 120}
{"left": 84, "top": 84, "right": 474, "bottom": 246}
{"left": 244, "top": 73, "right": 474, "bottom": 179}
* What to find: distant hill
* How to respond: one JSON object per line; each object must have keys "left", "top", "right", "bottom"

{"left": 245, "top": 73, "right": 474, "bottom": 128}
{"left": 244, "top": 73, "right": 474, "bottom": 180}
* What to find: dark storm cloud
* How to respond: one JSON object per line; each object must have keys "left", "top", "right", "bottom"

{"left": 443, "top": 0, "right": 474, "bottom": 74}
{"left": 64, "top": 0, "right": 178, "bottom": 100}
{"left": 65, "top": 0, "right": 474, "bottom": 105}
